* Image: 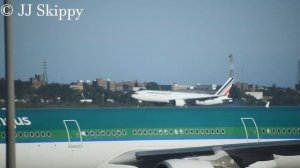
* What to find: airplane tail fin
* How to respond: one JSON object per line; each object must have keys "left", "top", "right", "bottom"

{"left": 265, "top": 101, "right": 270, "bottom": 108}
{"left": 214, "top": 78, "right": 234, "bottom": 96}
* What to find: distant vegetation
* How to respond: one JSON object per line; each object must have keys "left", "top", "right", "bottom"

{"left": 0, "top": 79, "right": 135, "bottom": 108}
{"left": 229, "top": 84, "right": 300, "bottom": 106}
{"left": 0, "top": 79, "right": 299, "bottom": 107}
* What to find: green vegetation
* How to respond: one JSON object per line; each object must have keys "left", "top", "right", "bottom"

{"left": 0, "top": 79, "right": 136, "bottom": 108}
{"left": 229, "top": 84, "right": 300, "bottom": 106}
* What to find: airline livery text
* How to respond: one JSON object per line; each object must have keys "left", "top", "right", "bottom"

{"left": 0, "top": 117, "right": 31, "bottom": 127}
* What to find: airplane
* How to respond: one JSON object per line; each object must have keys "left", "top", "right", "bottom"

{"left": 1, "top": 107, "right": 300, "bottom": 168}
{"left": 131, "top": 78, "right": 234, "bottom": 107}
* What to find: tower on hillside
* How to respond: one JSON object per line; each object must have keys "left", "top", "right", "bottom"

{"left": 42, "top": 59, "right": 48, "bottom": 85}
{"left": 229, "top": 54, "right": 234, "bottom": 78}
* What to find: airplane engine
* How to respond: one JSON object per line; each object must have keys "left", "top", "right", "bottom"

{"left": 174, "top": 99, "right": 186, "bottom": 107}
{"left": 155, "top": 150, "right": 238, "bottom": 168}
{"left": 155, "top": 159, "right": 214, "bottom": 168}
{"left": 247, "top": 155, "right": 300, "bottom": 168}
{"left": 99, "top": 164, "right": 138, "bottom": 168}
{"left": 195, "top": 99, "right": 223, "bottom": 106}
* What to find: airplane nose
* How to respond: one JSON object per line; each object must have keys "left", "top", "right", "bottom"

{"left": 131, "top": 93, "right": 138, "bottom": 99}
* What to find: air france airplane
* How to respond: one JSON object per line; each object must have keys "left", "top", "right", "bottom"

{"left": 131, "top": 78, "right": 234, "bottom": 107}
{"left": 1, "top": 107, "right": 300, "bottom": 168}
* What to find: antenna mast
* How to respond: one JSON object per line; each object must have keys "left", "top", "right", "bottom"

{"left": 229, "top": 54, "right": 234, "bottom": 78}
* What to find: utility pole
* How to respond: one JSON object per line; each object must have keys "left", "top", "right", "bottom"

{"left": 4, "top": 0, "right": 16, "bottom": 167}
{"left": 297, "top": 60, "right": 300, "bottom": 83}
{"left": 42, "top": 59, "right": 48, "bottom": 85}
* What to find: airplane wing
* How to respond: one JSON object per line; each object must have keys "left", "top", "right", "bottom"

{"left": 134, "top": 140, "right": 300, "bottom": 168}
{"left": 181, "top": 95, "right": 220, "bottom": 101}
{"left": 169, "top": 95, "right": 220, "bottom": 106}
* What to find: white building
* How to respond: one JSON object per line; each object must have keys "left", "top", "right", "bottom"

{"left": 80, "top": 99, "right": 93, "bottom": 103}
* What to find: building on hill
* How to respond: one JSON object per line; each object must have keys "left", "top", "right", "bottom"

{"left": 70, "top": 82, "right": 84, "bottom": 91}
{"left": 30, "top": 74, "right": 43, "bottom": 89}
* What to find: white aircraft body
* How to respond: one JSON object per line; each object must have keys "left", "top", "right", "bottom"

{"left": 1, "top": 107, "right": 300, "bottom": 168}
{"left": 131, "top": 78, "right": 234, "bottom": 106}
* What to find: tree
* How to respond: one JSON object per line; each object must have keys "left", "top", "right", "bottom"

{"left": 228, "top": 85, "right": 242, "bottom": 100}
{"left": 15, "top": 80, "right": 34, "bottom": 99}
{"left": 146, "top": 82, "right": 159, "bottom": 90}
{"left": 36, "top": 83, "right": 80, "bottom": 103}
{"left": 0, "top": 78, "right": 6, "bottom": 100}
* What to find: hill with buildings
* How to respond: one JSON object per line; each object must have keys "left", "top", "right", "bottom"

{"left": 0, "top": 77, "right": 300, "bottom": 108}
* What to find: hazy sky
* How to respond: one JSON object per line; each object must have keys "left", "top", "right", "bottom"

{"left": 1, "top": 0, "right": 300, "bottom": 87}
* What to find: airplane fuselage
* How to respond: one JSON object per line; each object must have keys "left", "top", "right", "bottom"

{"left": 1, "top": 107, "right": 300, "bottom": 168}
{"left": 132, "top": 90, "right": 212, "bottom": 103}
